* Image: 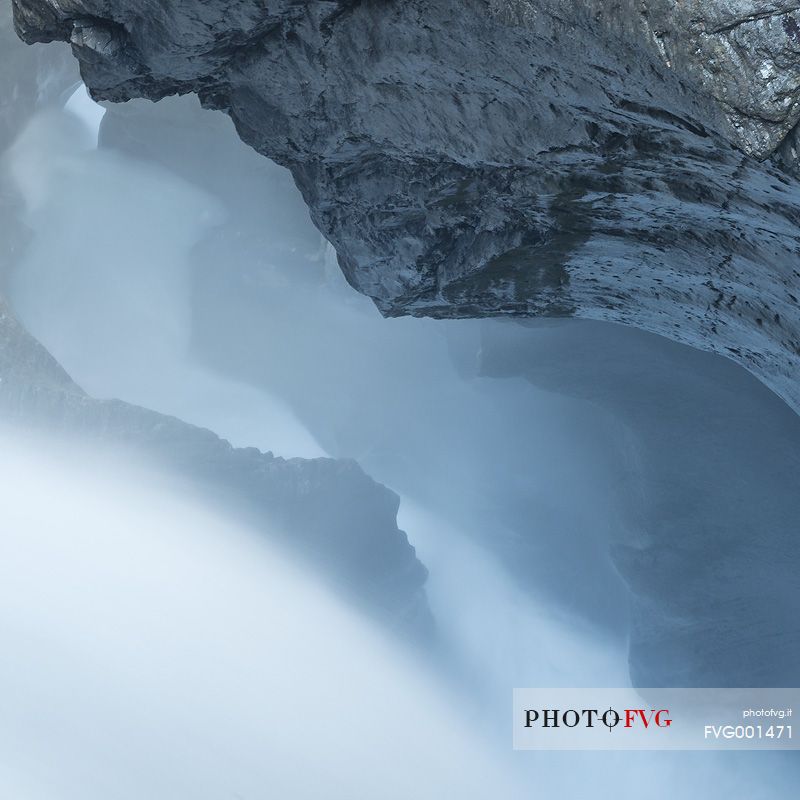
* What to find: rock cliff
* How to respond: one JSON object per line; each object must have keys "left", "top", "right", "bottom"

{"left": 12, "top": 0, "right": 800, "bottom": 411}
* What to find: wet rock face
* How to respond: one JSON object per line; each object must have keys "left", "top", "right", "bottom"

{"left": 11, "top": 0, "right": 800, "bottom": 413}
{"left": 669, "top": 1, "right": 800, "bottom": 156}
{"left": 565, "top": 0, "right": 800, "bottom": 159}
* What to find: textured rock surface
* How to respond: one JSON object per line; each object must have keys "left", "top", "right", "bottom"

{"left": 0, "top": 293, "right": 430, "bottom": 634}
{"left": 12, "top": 0, "right": 800, "bottom": 413}
{"left": 577, "top": 0, "right": 800, "bottom": 158}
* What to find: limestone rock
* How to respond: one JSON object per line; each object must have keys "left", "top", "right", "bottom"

{"left": 12, "top": 0, "right": 800, "bottom": 412}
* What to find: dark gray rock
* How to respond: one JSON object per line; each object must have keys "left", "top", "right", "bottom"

{"left": 0, "top": 293, "right": 431, "bottom": 636}
{"left": 12, "top": 0, "right": 800, "bottom": 413}
{"left": 569, "top": 1, "right": 800, "bottom": 159}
